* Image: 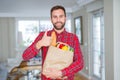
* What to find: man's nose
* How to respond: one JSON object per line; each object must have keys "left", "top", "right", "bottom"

{"left": 56, "top": 17, "right": 60, "bottom": 21}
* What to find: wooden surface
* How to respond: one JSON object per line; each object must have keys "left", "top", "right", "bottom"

{"left": 74, "top": 73, "right": 89, "bottom": 80}
{"left": 7, "top": 61, "right": 41, "bottom": 80}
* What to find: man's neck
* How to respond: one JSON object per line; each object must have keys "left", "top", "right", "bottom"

{"left": 54, "top": 28, "right": 64, "bottom": 34}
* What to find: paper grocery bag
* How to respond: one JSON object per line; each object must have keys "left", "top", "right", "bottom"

{"left": 42, "top": 46, "right": 73, "bottom": 74}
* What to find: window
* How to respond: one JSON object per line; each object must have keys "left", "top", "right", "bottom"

{"left": 17, "top": 20, "right": 39, "bottom": 47}
{"left": 74, "top": 16, "right": 83, "bottom": 44}
{"left": 16, "top": 18, "right": 71, "bottom": 51}
{"left": 91, "top": 10, "right": 105, "bottom": 80}
{"left": 39, "top": 20, "right": 53, "bottom": 32}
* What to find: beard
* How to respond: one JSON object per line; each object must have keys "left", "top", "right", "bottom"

{"left": 53, "top": 22, "right": 65, "bottom": 30}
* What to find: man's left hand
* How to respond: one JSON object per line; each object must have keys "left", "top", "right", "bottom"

{"left": 43, "top": 68, "right": 62, "bottom": 79}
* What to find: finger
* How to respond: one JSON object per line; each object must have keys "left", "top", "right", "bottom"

{"left": 43, "top": 31, "right": 48, "bottom": 37}
{"left": 46, "top": 76, "right": 50, "bottom": 78}
{"left": 58, "top": 76, "right": 67, "bottom": 79}
{"left": 63, "top": 76, "right": 68, "bottom": 79}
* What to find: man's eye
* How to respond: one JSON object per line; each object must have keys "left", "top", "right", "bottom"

{"left": 53, "top": 16, "right": 57, "bottom": 18}
{"left": 60, "top": 15, "right": 64, "bottom": 18}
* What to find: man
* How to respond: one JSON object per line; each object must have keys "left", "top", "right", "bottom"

{"left": 22, "top": 5, "right": 84, "bottom": 80}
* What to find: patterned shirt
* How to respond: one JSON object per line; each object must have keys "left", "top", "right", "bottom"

{"left": 22, "top": 29, "right": 84, "bottom": 80}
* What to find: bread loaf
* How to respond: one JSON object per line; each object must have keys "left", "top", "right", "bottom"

{"left": 51, "top": 31, "right": 56, "bottom": 46}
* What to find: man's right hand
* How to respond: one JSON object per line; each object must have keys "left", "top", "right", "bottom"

{"left": 36, "top": 31, "right": 51, "bottom": 49}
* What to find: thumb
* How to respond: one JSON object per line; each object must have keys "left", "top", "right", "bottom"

{"left": 43, "top": 31, "right": 48, "bottom": 37}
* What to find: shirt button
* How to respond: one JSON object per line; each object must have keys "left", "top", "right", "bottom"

{"left": 58, "top": 36, "right": 61, "bottom": 40}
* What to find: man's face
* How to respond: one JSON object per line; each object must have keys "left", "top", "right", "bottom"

{"left": 51, "top": 9, "right": 66, "bottom": 30}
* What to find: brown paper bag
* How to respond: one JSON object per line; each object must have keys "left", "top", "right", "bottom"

{"left": 42, "top": 45, "right": 73, "bottom": 74}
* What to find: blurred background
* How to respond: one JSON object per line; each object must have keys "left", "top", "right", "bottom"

{"left": 0, "top": 0, "right": 120, "bottom": 80}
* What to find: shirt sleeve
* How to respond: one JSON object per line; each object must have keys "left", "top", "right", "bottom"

{"left": 61, "top": 35, "right": 84, "bottom": 76}
{"left": 22, "top": 32, "right": 44, "bottom": 61}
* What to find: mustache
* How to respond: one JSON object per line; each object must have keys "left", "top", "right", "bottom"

{"left": 55, "top": 22, "right": 62, "bottom": 24}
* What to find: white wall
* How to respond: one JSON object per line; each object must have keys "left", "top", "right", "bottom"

{"left": 0, "top": 17, "right": 16, "bottom": 62}
{"left": 113, "top": 0, "right": 120, "bottom": 80}
{"left": 104, "top": 0, "right": 114, "bottom": 79}
{"left": 104, "top": 0, "right": 120, "bottom": 80}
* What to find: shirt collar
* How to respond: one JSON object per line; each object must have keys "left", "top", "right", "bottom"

{"left": 51, "top": 28, "right": 66, "bottom": 36}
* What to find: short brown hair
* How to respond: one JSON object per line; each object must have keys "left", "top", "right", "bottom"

{"left": 50, "top": 5, "right": 66, "bottom": 17}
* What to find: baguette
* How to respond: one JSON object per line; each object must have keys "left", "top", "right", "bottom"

{"left": 51, "top": 31, "right": 56, "bottom": 46}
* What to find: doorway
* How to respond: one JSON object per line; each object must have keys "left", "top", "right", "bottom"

{"left": 91, "top": 9, "right": 105, "bottom": 80}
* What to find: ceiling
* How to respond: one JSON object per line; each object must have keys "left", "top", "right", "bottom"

{"left": 0, "top": 0, "right": 96, "bottom": 17}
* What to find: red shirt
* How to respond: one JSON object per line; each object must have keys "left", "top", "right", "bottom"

{"left": 22, "top": 29, "right": 84, "bottom": 80}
